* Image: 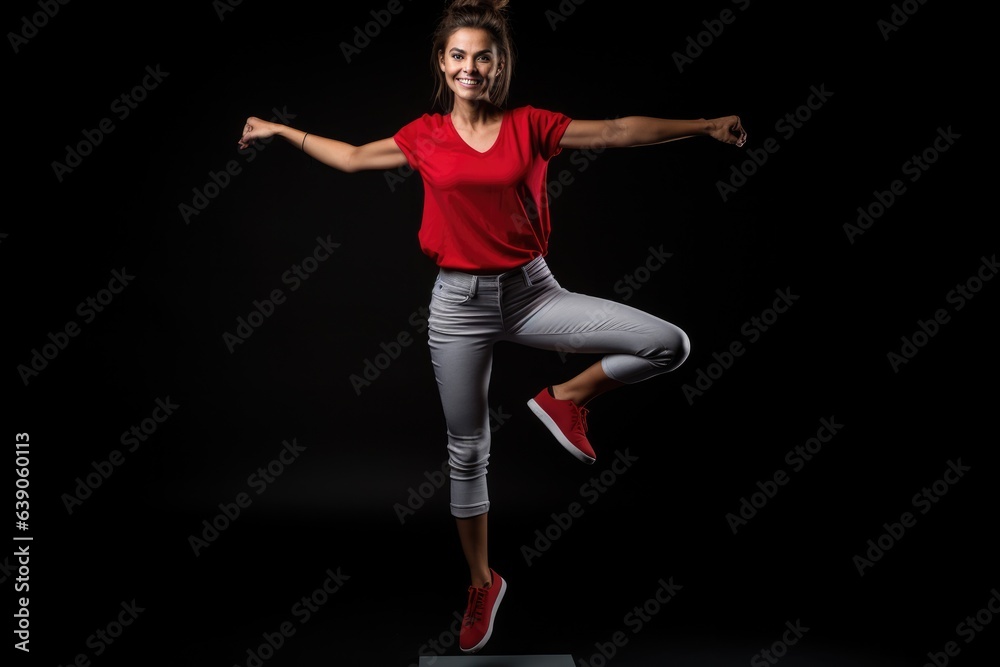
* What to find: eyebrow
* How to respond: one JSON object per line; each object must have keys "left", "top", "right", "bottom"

{"left": 449, "top": 47, "right": 493, "bottom": 56}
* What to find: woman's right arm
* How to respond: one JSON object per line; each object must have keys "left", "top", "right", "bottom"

{"left": 238, "top": 116, "right": 409, "bottom": 173}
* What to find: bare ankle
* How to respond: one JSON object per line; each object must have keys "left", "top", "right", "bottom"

{"left": 550, "top": 384, "right": 579, "bottom": 405}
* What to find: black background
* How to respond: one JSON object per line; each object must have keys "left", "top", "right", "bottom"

{"left": 5, "top": 1, "right": 997, "bottom": 665}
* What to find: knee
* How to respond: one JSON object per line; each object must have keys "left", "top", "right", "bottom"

{"left": 673, "top": 326, "right": 691, "bottom": 369}
{"left": 446, "top": 430, "right": 490, "bottom": 480}
{"left": 653, "top": 323, "right": 691, "bottom": 373}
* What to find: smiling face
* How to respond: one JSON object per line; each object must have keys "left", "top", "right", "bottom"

{"left": 439, "top": 28, "right": 503, "bottom": 107}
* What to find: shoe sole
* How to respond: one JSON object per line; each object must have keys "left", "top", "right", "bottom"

{"left": 460, "top": 576, "right": 508, "bottom": 654}
{"left": 527, "top": 398, "right": 596, "bottom": 464}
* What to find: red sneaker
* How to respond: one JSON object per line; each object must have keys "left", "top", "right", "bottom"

{"left": 459, "top": 569, "right": 507, "bottom": 654}
{"left": 527, "top": 387, "right": 596, "bottom": 464}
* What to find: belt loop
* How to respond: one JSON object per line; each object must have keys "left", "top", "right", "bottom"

{"left": 521, "top": 264, "right": 533, "bottom": 287}
{"left": 470, "top": 275, "right": 479, "bottom": 297}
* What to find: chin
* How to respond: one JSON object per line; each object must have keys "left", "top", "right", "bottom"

{"left": 455, "top": 88, "right": 488, "bottom": 102}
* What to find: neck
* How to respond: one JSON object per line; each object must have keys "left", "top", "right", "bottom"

{"left": 451, "top": 99, "right": 500, "bottom": 126}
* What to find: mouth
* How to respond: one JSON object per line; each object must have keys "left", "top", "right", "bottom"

{"left": 456, "top": 77, "right": 483, "bottom": 88}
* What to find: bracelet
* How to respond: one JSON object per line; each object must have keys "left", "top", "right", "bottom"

{"left": 301, "top": 133, "right": 309, "bottom": 151}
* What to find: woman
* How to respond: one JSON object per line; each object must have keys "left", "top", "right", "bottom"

{"left": 238, "top": 0, "right": 747, "bottom": 654}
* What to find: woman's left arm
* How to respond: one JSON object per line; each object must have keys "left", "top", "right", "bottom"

{"left": 559, "top": 115, "right": 747, "bottom": 149}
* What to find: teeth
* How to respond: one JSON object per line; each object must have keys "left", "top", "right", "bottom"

{"left": 458, "top": 78, "right": 481, "bottom": 85}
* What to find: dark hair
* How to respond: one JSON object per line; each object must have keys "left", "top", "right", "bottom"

{"left": 429, "top": 0, "right": 515, "bottom": 113}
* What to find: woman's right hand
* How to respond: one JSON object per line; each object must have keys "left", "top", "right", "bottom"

{"left": 238, "top": 116, "right": 281, "bottom": 149}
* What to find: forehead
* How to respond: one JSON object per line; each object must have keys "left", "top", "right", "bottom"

{"left": 445, "top": 27, "right": 496, "bottom": 52}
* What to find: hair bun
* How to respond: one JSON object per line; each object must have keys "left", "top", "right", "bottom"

{"left": 448, "top": 0, "right": 510, "bottom": 12}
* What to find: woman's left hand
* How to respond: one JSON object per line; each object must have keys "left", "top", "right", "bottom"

{"left": 708, "top": 115, "right": 747, "bottom": 147}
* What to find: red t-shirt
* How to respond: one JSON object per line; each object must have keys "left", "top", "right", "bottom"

{"left": 393, "top": 105, "right": 573, "bottom": 272}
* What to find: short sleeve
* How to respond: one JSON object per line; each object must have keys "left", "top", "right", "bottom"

{"left": 393, "top": 116, "right": 425, "bottom": 170}
{"left": 523, "top": 106, "right": 573, "bottom": 160}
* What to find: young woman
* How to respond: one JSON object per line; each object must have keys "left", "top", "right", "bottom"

{"left": 238, "top": 0, "right": 747, "bottom": 654}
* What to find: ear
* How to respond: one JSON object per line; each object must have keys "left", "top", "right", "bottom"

{"left": 439, "top": 49, "right": 446, "bottom": 72}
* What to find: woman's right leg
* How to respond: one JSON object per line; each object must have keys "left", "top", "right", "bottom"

{"left": 427, "top": 271, "right": 499, "bottom": 580}
{"left": 428, "top": 280, "right": 508, "bottom": 654}
{"left": 456, "top": 514, "right": 490, "bottom": 588}
{"left": 428, "top": 329, "right": 494, "bottom": 583}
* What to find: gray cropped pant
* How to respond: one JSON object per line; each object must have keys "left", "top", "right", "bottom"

{"left": 428, "top": 255, "right": 690, "bottom": 518}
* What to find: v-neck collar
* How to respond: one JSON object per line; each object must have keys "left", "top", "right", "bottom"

{"left": 447, "top": 110, "right": 506, "bottom": 155}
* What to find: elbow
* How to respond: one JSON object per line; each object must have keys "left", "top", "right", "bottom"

{"left": 341, "top": 150, "right": 361, "bottom": 173}
{"left": 608, "top": 117, "right": 632, "bottom": 148}
{"left": 339, "top": 150, "right": 355, "bottom": 173}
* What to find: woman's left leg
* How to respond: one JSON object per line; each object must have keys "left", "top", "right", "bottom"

{"left": 503, "top": 264, "right": 691, "bottom": 460}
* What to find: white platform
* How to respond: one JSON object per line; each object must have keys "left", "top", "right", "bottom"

{"left": 418, "top": 656, "right": 575, "bottom": 666}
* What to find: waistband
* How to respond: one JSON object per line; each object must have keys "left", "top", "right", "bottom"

{"left": 437, "top": 255, "right": 550, "bottom": 294}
